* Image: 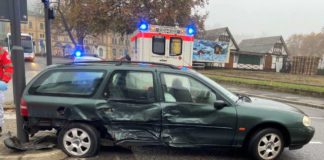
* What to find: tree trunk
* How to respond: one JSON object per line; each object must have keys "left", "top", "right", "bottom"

{"left": 77, "top": 36, "right": 85, "bottom": 53}
{"left": 57, "top": 0, "right": 77, "bottom": 46}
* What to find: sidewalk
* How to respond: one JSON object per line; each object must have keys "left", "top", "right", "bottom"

{"left": 224, "top": 84, "right": 324, "bottom": 109}
{"left": 0, "top": 110, "right": 66, "bottom": 160}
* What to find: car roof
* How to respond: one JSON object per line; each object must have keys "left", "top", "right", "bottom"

{"left": 73, "top": 56, "right": 103, "bottom": 62}
{"left": 50, "top": 61, "right": 184, "bottom": 72}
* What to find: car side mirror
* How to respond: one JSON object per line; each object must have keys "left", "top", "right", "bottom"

{"left": 214, "top": 100, "right": 227, "bottom": 110}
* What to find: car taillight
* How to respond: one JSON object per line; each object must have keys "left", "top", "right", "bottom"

{"left": 20, "top": 98, "right": 29, "bottom": 117}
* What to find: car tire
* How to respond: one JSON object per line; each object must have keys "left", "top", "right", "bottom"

{"left": 58, "top": 123, "right": 100, "bottom": 158}
{"left": 248, "top": 128, "right": 284, "bottom": 160}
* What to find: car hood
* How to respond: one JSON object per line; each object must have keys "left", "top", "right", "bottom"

{"left": 242, "top": 97, "right": 305, "bottom": 114}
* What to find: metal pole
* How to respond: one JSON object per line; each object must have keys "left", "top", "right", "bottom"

{"left": 9, "top": 0, "right": 28, "bottom": 142}
{"left": 44, "top": 5, "right": 52, "bottom": 65}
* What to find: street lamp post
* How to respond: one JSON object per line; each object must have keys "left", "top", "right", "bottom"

{"left": 9, "top": 0, "right": 29, "bottom": 143}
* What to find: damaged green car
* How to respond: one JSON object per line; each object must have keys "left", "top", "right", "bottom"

{"left": 22, "top": 61, "right": 314, "bottom": 160}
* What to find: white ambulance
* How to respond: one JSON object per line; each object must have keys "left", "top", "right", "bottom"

{"left": 130, "top": 23, "right": 195, "bottom": 67}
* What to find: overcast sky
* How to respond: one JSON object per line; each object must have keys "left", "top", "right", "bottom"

{"left": 203, "top": 0, "right": 324, "bottom": 39}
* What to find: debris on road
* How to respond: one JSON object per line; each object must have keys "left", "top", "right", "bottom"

{"left": 4, "top": 132, "right": 56, "bottom": 151}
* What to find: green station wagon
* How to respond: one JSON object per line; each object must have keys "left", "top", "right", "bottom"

{"left": 21, "top": 61, "right": 314, "bottom": 160}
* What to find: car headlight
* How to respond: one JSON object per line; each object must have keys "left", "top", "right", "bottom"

{"left": 303, "top": 116, "right": 311, "bottom": 127}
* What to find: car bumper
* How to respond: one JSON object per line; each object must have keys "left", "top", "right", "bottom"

{"left": 289, "top": 126, "right": 315, "bottom": 150}
{"left": 24, "top": 55, "right": 35, "bottom": 60}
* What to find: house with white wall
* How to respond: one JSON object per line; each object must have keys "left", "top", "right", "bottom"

{"left": 229, "top": 36, "right": 289, "bottom": 72}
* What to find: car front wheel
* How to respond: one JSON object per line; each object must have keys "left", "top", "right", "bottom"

{"left": 58, "top": 123, "right": 100, "bottom": 157}
{"left": 248, "top": 128, "right": 284, "bottom": 160}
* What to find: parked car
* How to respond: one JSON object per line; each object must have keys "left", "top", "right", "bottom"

{"left": 21, "top": 61, "right": 314, "bottom": 159}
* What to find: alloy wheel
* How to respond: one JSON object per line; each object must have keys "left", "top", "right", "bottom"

{"left": 257, "top": 133, "right": 282, "bottom": 160}
{"left": 63, "top": 128, "right": 91, "bottom": 156}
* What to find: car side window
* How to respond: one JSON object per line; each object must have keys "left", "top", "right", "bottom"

{"left": 29, "top": 70, "right": 105, "bottom": 96}
{"left": 105, "top": 71, "right": 155, "bottom": 102}
{"left": 161, "top": 73, "right": 217, "bottom": 104}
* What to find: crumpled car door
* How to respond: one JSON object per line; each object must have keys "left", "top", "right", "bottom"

{"left": 97, "top": 100, "right": 162, "bottom": 145}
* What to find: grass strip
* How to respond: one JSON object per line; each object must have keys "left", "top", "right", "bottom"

{"left": 207, "top": 75, "right": 324, "bottom": 94}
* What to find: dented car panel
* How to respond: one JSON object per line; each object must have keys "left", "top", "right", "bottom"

{"left": 161, "top": 102, "right": 237, "bottom": 146}
{"left": 26, "top": 96, "right": 104, "bottom": 121}
{"left": 97, "top": 102, "right": 162, "bottom": 142}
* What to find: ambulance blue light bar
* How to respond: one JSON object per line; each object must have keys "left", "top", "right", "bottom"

{"left": 186, "top": 25, "right": 196, "bottom": 36}
{"left": 138, "top": 21, "right": 149, "bottom": 31}
{"left": 75, "top": 50, "right": 82, "bottom": 57}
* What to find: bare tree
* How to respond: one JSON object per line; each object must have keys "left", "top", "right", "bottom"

{"left": 53, "top": 0, "right": 209, "bottom": 51}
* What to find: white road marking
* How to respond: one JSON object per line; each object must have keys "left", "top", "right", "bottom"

{"left": 310, "top": 117, "right": 324, "bottom": 120}
{"left": 309, "top": 141, "right": 323, "bottom": 144}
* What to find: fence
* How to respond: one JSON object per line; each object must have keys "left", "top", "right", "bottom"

{"left": 290, "top": 56, "right": 320, "bottom": 75}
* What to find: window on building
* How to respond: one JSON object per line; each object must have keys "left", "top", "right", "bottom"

{"left": 29, "top": 70, "right": 105, "bottom": 97}
{"left": 119, "top": 38, "right": 124, "bottom": 45}
{"left": 40, "top": 23, "right": 44, "bottom": 30}
{"left": 238, "top": 55, "right": 261, "bottom": 65}
{"left": 99, "top": 48, "right": 104, "bottom": 57}
{"left": 28, "top": 21, "right": 32, "bottom": 29}
{"left": 40, "top": 34, "right": 45, "bottom": 39}
{"left": 152, "top": 36, "right": 165, "bottom": 55}
{"left": 112, "top": 38, "right": 116, "bottom": 44}
{"left": 119, "top": 49, "right": 123, "bottom": 56}
{"left": 169, "top": 37, "right": 182, "bottom": 56}
{"left": 112, "top": 48, "right": 117, "bottom": 57}
{"left": 273, "top": 43, "right": 283, "bottom": 54}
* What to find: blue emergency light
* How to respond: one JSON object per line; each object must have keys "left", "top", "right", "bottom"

{"left": 138, "top": 21, "right": 149, "bottom": 31}
{"left": 186, "top": 25, "right": 196, "bottom": 36}
{"left": 75, "top": 50, "right": 82, "bottom": 57}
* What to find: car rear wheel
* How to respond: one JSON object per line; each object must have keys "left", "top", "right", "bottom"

{"left": 248, "top": 128, "right": 284, "bottom": 160}
{"left": 58, "top": 123, "right": 100, "bottom": 157}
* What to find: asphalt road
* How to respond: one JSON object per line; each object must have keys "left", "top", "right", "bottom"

{"left": 3, "top": 104, "right": 323, "bottom": 160}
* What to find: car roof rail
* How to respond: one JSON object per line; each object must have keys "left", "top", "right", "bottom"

{"left": 68, "top": 60, "right": 180, "bottom": 69}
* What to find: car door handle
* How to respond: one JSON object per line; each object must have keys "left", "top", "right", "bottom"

{"left": 169, "top": 110, "right": 180, "bottom": 115}
{"left": 57, "top": 107, "right": 66, "bottom": 116}
{"left": 103, "top": 108, "right": 114, "bottom": 113}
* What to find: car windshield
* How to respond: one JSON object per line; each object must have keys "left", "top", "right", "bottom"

{"left": 189, "top": 69, "right": 238, "bottom": 101}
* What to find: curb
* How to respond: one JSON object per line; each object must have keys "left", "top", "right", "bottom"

{"left": 240, "top": 92, "right": 324, "bottom": 110}
{"left": 0, "top": 149, "right": 67, "bottom": 160}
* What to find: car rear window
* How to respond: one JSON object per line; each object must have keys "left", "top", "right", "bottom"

{"left": 29, "top": 70, "right": 105, "bottom": 97}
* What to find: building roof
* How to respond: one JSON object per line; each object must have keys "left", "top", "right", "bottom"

{"left": 238, "top": 36, "right": 289, "bottom": 55}
{"left": 204, "top": 27, "right": 239, "bottom": 51}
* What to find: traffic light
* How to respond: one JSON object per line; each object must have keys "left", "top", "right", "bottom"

{"left": 42, "top": 0, "right": 49, "bottom": 8}
{"left": 48, "top": 8, "right": 55, "bottom": 19}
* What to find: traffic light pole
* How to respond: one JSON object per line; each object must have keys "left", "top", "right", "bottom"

{"left": 9, "top": 0, "right": 29, "bottom": 143}
{"left": 44, "top": 4, "right": 52, "bottom": 65}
